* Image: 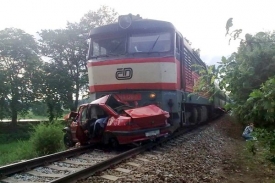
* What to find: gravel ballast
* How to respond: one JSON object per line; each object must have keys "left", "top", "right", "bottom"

{"left": 80, "top": 116, "right": 234, "bottom": 183}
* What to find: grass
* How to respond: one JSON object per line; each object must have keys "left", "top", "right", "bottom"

{"left": 0, "top": 141, "right": 37, "bottom": 165}
{"left": 0, "top": 123, "right": 35, "bottom": 166}
{"left": 1, "top": 110, "right": 71, "bottom": 121}
{"left": 233, "top": 142, "right": 275, "bottom": 182}
{"left": 0, "top": 123, "right": 32, "bottom": 143}
{"left": 0, "top": 121, "right": 66, "bottom": 166}
{"left": 0, "top": 142, "right": 21, "bottom": 165}
{"left": 20, "top": 111, "right": 48, "bottom": 120}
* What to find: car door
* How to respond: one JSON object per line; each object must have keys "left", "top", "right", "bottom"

{"left": 75, "top": 105, "right": 89, "bottom": 144}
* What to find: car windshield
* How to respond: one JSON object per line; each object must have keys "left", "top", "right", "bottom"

{"left": 91, "top": 36, "right": 126, "bottom": 58}
{"left": 128, "top": 32, "right": 171, "bottom": 53}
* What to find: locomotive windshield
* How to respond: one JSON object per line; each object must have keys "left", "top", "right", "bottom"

{"left": 91, "top": 36, "right": 127, "bottom": 57}
{"left": 128, "top": 32, "right": 171, "bottom": 53}
{"left": 89, "top": 32, "right": 172, "bottom": 58}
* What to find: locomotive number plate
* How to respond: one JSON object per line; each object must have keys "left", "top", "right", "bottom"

{"left": 116, "top": 93, "right": 141, "bottom": 101}
{"left": 145, "top": 130, "right": 160, "bottom": 137}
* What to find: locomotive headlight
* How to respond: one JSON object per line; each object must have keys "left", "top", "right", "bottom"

{"left": 118, "top": 14, "right": 142, "bottom": 29}
{"left": 149, "top": 92, "right": 156, "bottom": 100}
{"left": 118, "top": 15, "right": 132, "bottom": 29}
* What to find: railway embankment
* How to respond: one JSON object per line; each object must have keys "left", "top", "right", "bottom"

{"left": 1, "top": 115, "right": 274, "bottom": 183}
{"left": 79, "top": 115, "right": 275, "bottom": 183}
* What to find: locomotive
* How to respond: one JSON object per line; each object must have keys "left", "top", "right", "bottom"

{"left": 63, "top": 14, "right": 229, "bottom": 147}
{"left": 87, "top": 14, "right": 228, "bottom": 126}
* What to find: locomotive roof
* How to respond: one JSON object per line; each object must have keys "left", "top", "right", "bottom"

{"left": 88, "top": 17, "right": 206, "bottom": 69}
{"left": 89, "top": 19, "right": 176, "bottom": 37}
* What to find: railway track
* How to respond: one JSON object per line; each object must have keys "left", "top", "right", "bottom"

{"left": 81, "top": 125, "right": 209, "bottom": 183}
{"left": 0, "top": 142, "right": 151, "bottom": 183}
{"left": 0, "top": 145, "right": 95, "bottom": 183}
{"left": 0, "top": 122, "right": 209, "bottom": 183}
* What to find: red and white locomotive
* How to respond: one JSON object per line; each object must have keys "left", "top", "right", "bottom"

{"left": 63, "top": 14, "right": 229, "bottom": 147}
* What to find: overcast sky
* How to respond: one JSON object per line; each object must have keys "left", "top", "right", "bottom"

{"left": 1, "top": 0, "right": 274, "bottom": 65}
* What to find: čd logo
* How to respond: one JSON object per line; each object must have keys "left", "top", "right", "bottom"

{"left": 116, "top": 68, "right": 133, "bottom": 80}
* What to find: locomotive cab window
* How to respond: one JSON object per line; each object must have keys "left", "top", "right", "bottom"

{"left": 175, "top": 33, "right": 183, "bottom": 60}
{"left": 91, "top": 36, "right": 127, "bottom": 58}
{"left": 128, "top": 32, "right": 171, "bottom": 53}
{"left": 176, "top": 33, "right": 181, "bottom": 54}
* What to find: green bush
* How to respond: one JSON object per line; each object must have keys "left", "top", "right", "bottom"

{"left": 245, "top": 140, "right": 257, "bottom": 156}
{"left": 29, "top": 121, "right": 65, "bottom": 156}
{"left": 254, "top": 128, "right": 275, "bottom": 163}
{"left": 15, "top": 140, "right": 38, "bottom": 160}
{"left": 244, "top": 77, "right": 275, "bottom": 128}
{"left": 0, "top": 122, "right": 66, "bottom": 165}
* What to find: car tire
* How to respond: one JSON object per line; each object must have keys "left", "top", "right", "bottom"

{"left": 109, "top": 138, "right": 119, "bottom": 149}
{"left": 64, "top": 133, "right": 75, "bottom": 148}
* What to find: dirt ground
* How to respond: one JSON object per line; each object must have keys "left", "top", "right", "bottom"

{"left": 217, "top": 115, "right": 275, "bottom": 183}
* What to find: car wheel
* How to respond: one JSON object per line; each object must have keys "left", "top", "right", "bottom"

{"left": 64, "top": 133, "right": 75, "bottom": 148}
{"left": 109, "top": 138, "right": 119, "bottom": 149}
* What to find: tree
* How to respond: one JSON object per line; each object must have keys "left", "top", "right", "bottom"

{"left": 246, "top": 77, "right": 275, "bottom": 128}
{"left": 0, "top": 28, "right": 41, "bottom": 126}
{"left": 32, "top": 61, "right": 73, "bottom": 121}
{"left": 78, "top": 5, "right": 118, "bottom": 31}
{"left": 38, "top": 29, "right": 78, "bottom": 111}
{"left": 38, "top": 6, "right": 118, "bottom": 111}
{"left": 219, "top": 19, "right": 275, "bottom": 127}
{"left": 193, "top": 64, "right": 220, "bottom": 101}
{"left": 0, "top": 68, "right": 9, "bottom": 120}
{"left": 30, "top": 101, "right": 47, "bottom": 117}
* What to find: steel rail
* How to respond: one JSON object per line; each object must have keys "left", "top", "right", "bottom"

{"left": 1, "top": 117, "right": 218, "bottom": 182}
{"left": 51, "top": 126, "right": 200, "bottom": 183}
{"left": 51, "top": 143, "right": 152, "bottom": 183}
{"left": 0, "top": 145, "right": 93, "bottom": 178}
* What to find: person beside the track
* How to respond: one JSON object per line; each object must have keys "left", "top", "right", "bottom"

{"left": 242, "top": 123, "right": 256, "bottom": 141}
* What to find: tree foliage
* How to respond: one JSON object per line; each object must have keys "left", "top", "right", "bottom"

{"left": 193, "top": 64, "right": 220, "bottom": 101}
{"left": 0, "top": 6, "right": 118, "bottom": 123}
{"left": 38, "top": 28, "right": 82, "bottom": 111}
{"left": 219, "top": 20, "right": 275, "bottom": 128}
{"left": 245, "top": 76, "right": 275, "bottom": 127}
{"left": 254, "top": 128, "right": 275, "bottom": 162}
{"left": 30, "top": 101, "right": 47, "bottom": 117}
{"left": 79, "top": 5, "right": 118, "bottom": 31}
{"left": 32, "top": 62, "right": 72, "bottom": 121}
{"left": 38, "top": 5, "right": 118, "bottom": 112}
{"left": 0, "top": 28, "right": 41, "bottom": 125}
{"left": 194, "top": 18, "right": 275, "bottom": 130}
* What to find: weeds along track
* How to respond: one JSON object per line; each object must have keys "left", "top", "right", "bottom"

{"left": 0, "top": 122, "right": 210, "bottom": 183}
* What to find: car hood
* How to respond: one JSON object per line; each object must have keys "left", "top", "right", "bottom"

{"left": 91, "top": 95, "right": 125, "bottom": 106}
{"left": 124, "top": 105, "right": 169, "bottom": 118}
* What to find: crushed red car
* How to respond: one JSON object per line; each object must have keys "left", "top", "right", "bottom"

{"left": 63, "top": 94, "right": 170, "bottom": 148}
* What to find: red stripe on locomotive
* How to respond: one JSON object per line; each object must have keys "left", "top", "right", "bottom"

{"left": 87, "top": 57, "right": 176, "bottom": 67}
{"left": 89, "top": 83, "right": 177, "bottom": 93}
